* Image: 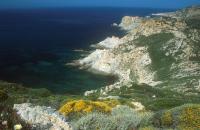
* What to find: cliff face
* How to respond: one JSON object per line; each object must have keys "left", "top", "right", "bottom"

{"left": 77, "top": 6, "right": 200, "bottom": 98}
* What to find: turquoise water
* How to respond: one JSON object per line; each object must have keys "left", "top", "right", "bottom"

{"left": 13, "top": 49, "right": 118, "bottom": 94}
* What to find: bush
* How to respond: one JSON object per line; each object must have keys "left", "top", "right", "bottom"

{"left": 0, "top": 90, "right": 8, "bottom": 102}
{"left": 73, "top": 112, "right": 115, "bottom": 130}
{"left": 111, "top": 106, "right": 143, "bottom": 130}
{"left": 73, "top": 105, "right": 145, "bottom": 130}
{"left": 139, "top": 126, "right": 158, "bottom": 130}
{"left": 0, "top": 81, "right": 73, "bottom": 108}
{"left": 59, "top": 100, "right": 119, "bottom": 117}
{"left": 150, "top": 104, "right": 200, "bottom": 129}
{"left": 135, "top": 33, "right": 175, "bottom": 80}
{"left": 161, "top": 111, "right": 173, "bottom": 127}
{"left": 178, "top": 104, "right": 200, "bottom": 129}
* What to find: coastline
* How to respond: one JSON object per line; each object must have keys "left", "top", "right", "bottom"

{"left": 70, "top": 6, "right": 200, "bottom": 98}
{"left": 1, "top": 6, "right": 200, "bottom": 130}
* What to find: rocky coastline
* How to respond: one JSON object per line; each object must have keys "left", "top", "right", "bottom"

{"left": 73, "top": 6, "right": 200, "bottom": 98}
{"left": 0, "top": 5, "right": 200, "bottom": 130}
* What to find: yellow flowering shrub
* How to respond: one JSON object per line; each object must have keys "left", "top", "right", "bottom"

{"left": 178, "top": 105, "right": 200, "bottom": 129}
{"left": 59, "top": 100, "right": 119, "bottom": 116}
{"left": 161, "top": 111, "right": 173, "bottom": 126}
{"left": 103, "top": 100, "right": 120, "bottom": 107}
{"left": 139, "top": 126, "right": 157, "bottom": 130}
{"left": 177, "top": 126, "right": 199, "bottom": 130}
{"left": 151, "top": 104, "right": 200, "bottom": 129}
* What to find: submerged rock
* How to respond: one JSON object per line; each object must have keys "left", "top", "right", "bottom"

{"left": 14, "top": 103, "right": 72, "bottom": 130}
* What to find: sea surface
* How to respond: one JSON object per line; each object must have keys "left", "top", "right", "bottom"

{"left": 0, "top": 7, "right": 174, "bottom": 94}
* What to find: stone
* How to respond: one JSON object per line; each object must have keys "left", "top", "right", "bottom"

{"left": 13, "top": 103, "right": 72, "bottom": 130}
{"left": 91, "top": 36, "right": 122, "bottom": 49}
{"left": 2, "top": 120, "right": 7, "bottom": 126}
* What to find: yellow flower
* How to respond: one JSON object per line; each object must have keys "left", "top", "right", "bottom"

{"left": 59, "top": 100, "right": 119, "bottom": 116}
{"left": 59, "top": 102, "right": 74, "bottom": 116}
{"left": 74, "top": 100, "right": 87, "bottom": 112}
{"left": 83, "top": 105, "right": 93, "bottom": 113}
{"left": 14, "top": 124, "right": 22, "bottom": 130}
{"left": 179, "top": 106, "right": 200, "bottom": 129}
{"left": 161, "top": 111, "right": 173, "bottom": 126}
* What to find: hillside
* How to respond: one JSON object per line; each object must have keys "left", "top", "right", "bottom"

{"left": 0, "top": 6, "right": 200, "bottom": 130}
{"left": 77, "top": 6, "right": 200, "bottom": 103}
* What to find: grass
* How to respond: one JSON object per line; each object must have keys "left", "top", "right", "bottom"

{"left": 135, "top": 33, "right": 175, "bottom": 80}
{"left": 0, "top": 89, "right": 8, "bottom": 102}
{"left": 185, "top": 16, "right": 200, "bottom": 29}
{"left": 105, "top": 83, "right": 200, "bottom": 111}
{"left": 0, "top": 81, "right": 83, "bottom": 109}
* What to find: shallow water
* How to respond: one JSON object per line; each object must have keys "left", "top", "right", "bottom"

{"left": 0, "top": 7, "right": 174, "bottom": 94}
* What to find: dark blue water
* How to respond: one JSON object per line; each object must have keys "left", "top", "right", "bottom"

{"left": 0, "top": 7, "right": 174, "bottom": 94}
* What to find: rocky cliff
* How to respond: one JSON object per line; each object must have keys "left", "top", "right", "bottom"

{"left": 76, "top": 6, "right": 200, "bottom": 99}
{"left": 1, "top": 6, "right": 200, "bottom": 130}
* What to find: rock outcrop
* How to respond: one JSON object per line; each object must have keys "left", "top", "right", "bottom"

{"left": 14, "top": 103, "right": 72, "bottom": 130}
{"left": 118, "top": 16, "right": 142, "bottom": 30}
{"left": 74, "top": 6, "right": 200, "bottom": 98}
{"left": 91, "top": 36, "right": 122, "bottom": 49}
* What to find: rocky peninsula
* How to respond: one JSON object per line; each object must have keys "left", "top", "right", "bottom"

{"left": 77, "top": 6, "right": 200, "bottom": 98}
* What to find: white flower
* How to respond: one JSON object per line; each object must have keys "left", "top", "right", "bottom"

{"left": 152, "top": 95, "right": 156, "bottom": 98}
{"left": 2, "top": 120, "right": 7, "bottom": 125}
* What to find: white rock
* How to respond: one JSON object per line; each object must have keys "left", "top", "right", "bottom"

{"left": 131, "top": 101, "right": 145, "bottom": 111}
{"left": 98, "top": 96, "right": 121, "bottom": 100}
{"left": 14, "top": 103, "right": 72, "bottom": 130}
{"left": 119, "top": 16, "right": 142, "bottom": 30}
{"left": 95, "top": 36, "right": 122, "bottom": 49}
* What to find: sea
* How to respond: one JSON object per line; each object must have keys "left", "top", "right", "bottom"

{"left": 0, "top": 7, "right": 175, "bottom": 94}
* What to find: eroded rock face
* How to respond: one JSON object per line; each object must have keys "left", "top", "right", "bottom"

{"left": 14, "top": 103, "right": 72, "bottom": 130}
{"left": 91, "top": 36, "right": 122, "bottom": 49}
{"left": 74, "top": 6, "right": 200, "bottom": 97}
{"left": 119, "top": 16, "right": 142, "bottom": 30}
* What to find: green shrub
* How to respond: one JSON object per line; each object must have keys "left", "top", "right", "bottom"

{"left": 0, "top": 81, "right": 76, "bottom": 108}
{"left": 73, "top": 105, "right": 144, "bottom": 130}
{"left": 185, "top": 17, "right": 200, "bottom": 29}
{"left": 28, "top": 88, "right": 52, "bottom": 97}
{"left": 135, "top": 33, "right": 175, "bottom": 80}
{"left": 73, "top": 112, "right": 115, "bottom": 130}
{"left": 149, "top": 104, "right": 200, "bottom": 129}
{"left": 139, "top": 126, "right": 158, "bottom": 130}
{"left": 0, "top": 90, "right": 8, "bottom": 102}
{"left": 111, "top": 106, "right": 142, "bottom": 130}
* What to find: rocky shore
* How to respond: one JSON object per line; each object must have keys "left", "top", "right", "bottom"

{"left": 74, "top": 6, "right": 200, "bottom": 98}
{"left": 1, "top": 6, "right": 200, "bottom": 130}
